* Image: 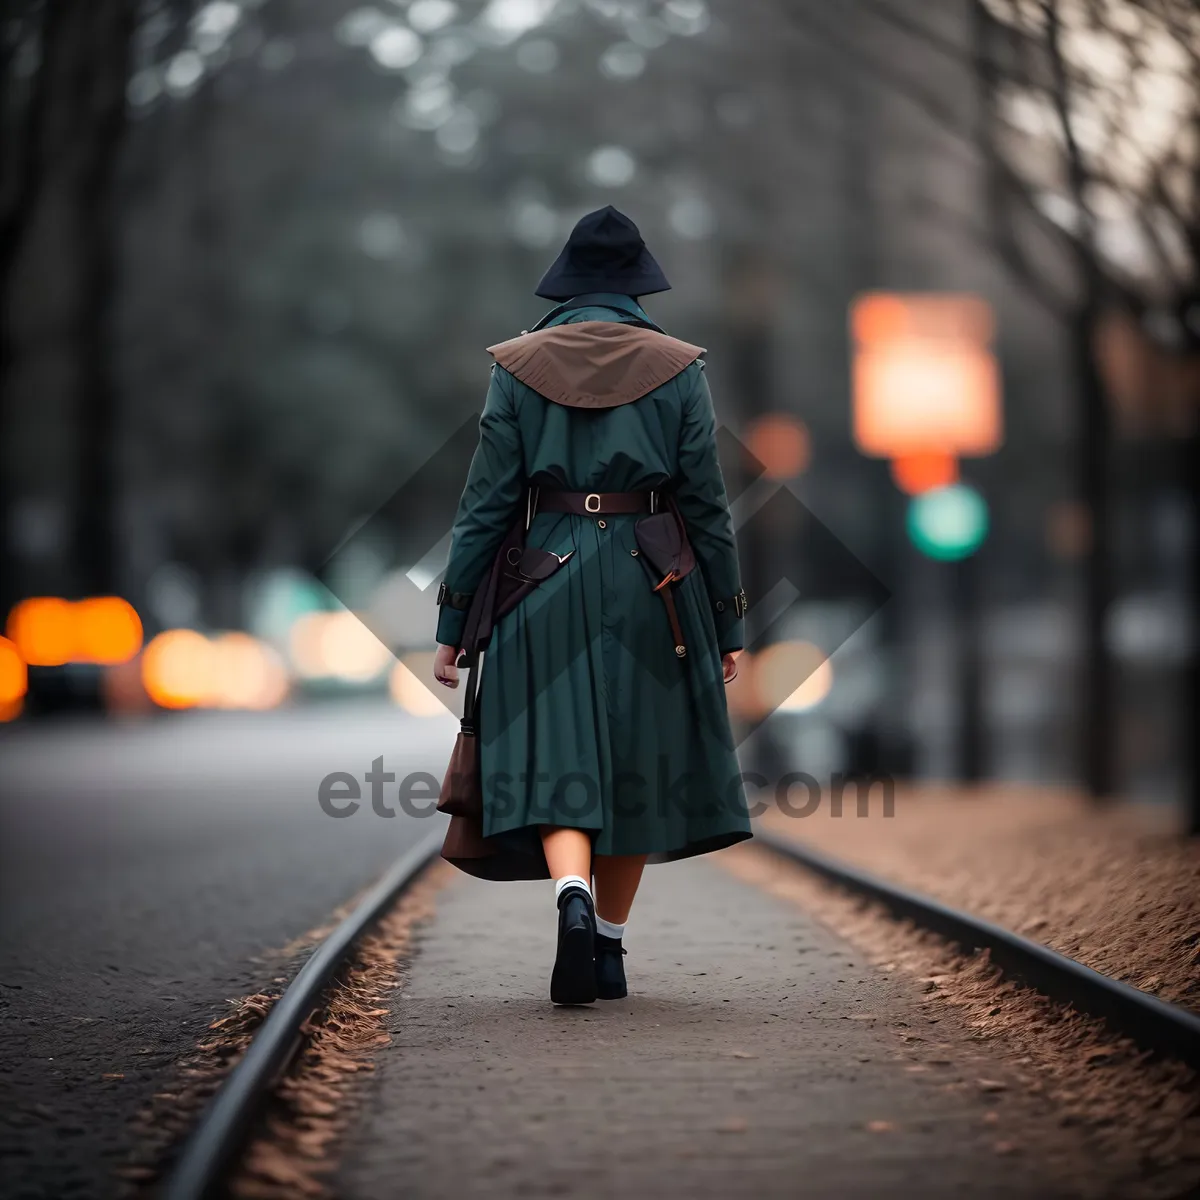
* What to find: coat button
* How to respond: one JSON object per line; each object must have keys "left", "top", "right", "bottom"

{"left": 630, "top": 548, "right": 638, "bottom": 556}
{"left": 597, "top": 519, "right": 606, "bottom": 529}
{"left": 716, "top": 600, "right": 725, "bottom": 612}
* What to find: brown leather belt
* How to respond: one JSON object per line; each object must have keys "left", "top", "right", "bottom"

{"left": 533, "top": 488, "right": 658, "bottom": 516}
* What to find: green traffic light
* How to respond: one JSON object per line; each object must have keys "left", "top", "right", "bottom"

{"left": 907, "top": 483, "right": 989, "bottom": 561}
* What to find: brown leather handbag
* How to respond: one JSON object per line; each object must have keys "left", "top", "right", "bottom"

{"left": 434, "top": 558, "right": 493, "bottom": 822}
{"left": 436, "top": 654, "right": 484, "bottom": 820}
{"left": 633, "top": 494, "right": 697, "bottom": 658}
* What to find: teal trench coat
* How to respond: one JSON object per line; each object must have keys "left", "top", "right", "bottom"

{"left": 436, "top": 293, "right": 752, "bottom": 875}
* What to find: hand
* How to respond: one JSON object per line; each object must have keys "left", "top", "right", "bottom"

{"left": 433, "top": 643, "right": 462, "bottom": 688}
{"left": 721, "top": 650, "right": 742, "bottom": 684}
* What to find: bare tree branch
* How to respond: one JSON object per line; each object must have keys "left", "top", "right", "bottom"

{"left": 783, "top": 0, "right": 1144, "bottom": 308}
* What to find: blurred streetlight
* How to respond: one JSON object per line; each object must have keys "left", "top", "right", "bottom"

{"left": 288, "top": 611, "right": 391, "bottom": 682}
{"left": 0, "top": 636, "right": 27, "bottom": 721}
{"left": 73, "top": 598, "right": 143, "bottom": 665}
{"left": 744, "top": 413, "right": 811, "bottom": 480}
{"left": 7, "top": 596, "right": 142, "bottom": 666}
{"left": 6, "top": 598, "right": 74, "bottom": 667}
{"left": 140, "top": 628, "right": 288, "bottom": 710}
{"left": 141, "top": 629, "right": 215, "bottom": 710}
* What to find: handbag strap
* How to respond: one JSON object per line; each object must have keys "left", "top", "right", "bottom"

{"left": 460, "top": 648, "right": 483, "bottom": 731}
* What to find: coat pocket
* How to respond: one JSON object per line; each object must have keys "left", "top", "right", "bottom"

{"left": 634, "top": 498, "right": 697, "bottom": 659}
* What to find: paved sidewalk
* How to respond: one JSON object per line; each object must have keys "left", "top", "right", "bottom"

{"left": 337, "top": 854, "right": 1084, "bottom": 1199}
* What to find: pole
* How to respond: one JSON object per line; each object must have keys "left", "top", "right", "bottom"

{"left": 952, "top": 549, "right": 985, "bottom": 782}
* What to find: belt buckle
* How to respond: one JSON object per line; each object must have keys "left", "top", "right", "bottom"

{"left": 584, "top": 493, "right": 601, "bottom": 513}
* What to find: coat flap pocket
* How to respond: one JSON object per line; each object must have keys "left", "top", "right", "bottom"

{"left": 493, "top": 545, "right": 574, "bottom": 623}
{"left": 513, "top": 545, "right": 574, "bottom": 581}
{"left": 634, "top": 511, "right": 695, "bottom": 580}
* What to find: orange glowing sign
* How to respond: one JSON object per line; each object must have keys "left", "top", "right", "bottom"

{"left": 851, "top": 293, "right": 1002, "bottom": 459}
{"left": 6, "top": 596, "right": 143, "bottom": 666}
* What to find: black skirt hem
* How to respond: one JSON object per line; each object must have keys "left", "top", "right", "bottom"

{"left": 441, "top": 822, "right": 754, "bottom": 883}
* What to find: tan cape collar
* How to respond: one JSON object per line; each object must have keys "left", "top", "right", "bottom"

{"left": 486, "top": 321, "right": 705, "bottom": 409}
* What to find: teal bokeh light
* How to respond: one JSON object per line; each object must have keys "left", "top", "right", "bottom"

{"left": 906, "top": 484, "right": 989, "bottom": 561}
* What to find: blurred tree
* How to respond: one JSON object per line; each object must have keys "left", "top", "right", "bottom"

{"left": 808, "top": 0, "right": 1198, "bottom": 809}
{"left": 983, "top": 0, "right": 1198, "bottom": 812}
{"left": 0, "top": 0, "right": 137, "bottom": 606}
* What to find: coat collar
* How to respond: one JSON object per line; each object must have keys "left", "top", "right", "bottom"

{"left": 487, "top": 321, "right": 704, "bottom": 410}
{"left": 541, "top": 292, "right": 651, "bottom": 327}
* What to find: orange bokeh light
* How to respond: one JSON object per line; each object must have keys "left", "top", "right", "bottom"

{"left": 0, "top": 636, "right": 28, "bottom": 704}
{"left": 141, "top": 629, "right": 214, "bottom": 709}
{"left": 208, "top": 632, "right": 289, "bottom": 710}
{"left": 890, "top": 452, "right": 959, "bottom": 495}
{"left": 7, "top": 597, "right": 75, "bottom": 666}
{"left": 75, "top": 597, "right": 143, "bottom": 665}
{"left": 140, "top": 628, "right": 289, "bottom": 711}
{"left": 6, "top": 596, "right": 143, "bottom": 666}
{"left": 745, "top": 414, "right": 811, "bottom": 480}
{"left": 753, "top": 640, "right": 832, "bottom": 714}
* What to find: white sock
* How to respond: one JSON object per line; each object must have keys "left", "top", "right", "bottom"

{"left": 554, "top": 874, "right": 591, "bottom": 903}
{"left": 595, "top": 915, "right": 625, "bottom": 940}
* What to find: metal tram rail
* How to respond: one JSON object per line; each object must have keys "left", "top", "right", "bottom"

{"left": 162, "top": 829, "right": 446, "bottom": 1200}
{"left": 755, "top": 829, "right": 1200, "bottom": 1071}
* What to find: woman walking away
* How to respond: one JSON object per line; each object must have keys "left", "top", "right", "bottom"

{"left": 433, "top": 205, "right": 752, "bottom": 1005}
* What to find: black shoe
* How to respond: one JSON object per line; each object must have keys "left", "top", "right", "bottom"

{"left": 550, "top": 887, "right": 597, "bottom": 1005}
{"left": 594, "top": 933, "right": 627, "bottom": 1000}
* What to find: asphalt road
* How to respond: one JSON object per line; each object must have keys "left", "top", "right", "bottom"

{"left": 0, "top": 701, "right": 455, "bottom": 1200}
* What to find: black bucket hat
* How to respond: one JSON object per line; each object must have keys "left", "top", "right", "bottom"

{"left": 534, "top": 205, "right": 671, "bottom": 301}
